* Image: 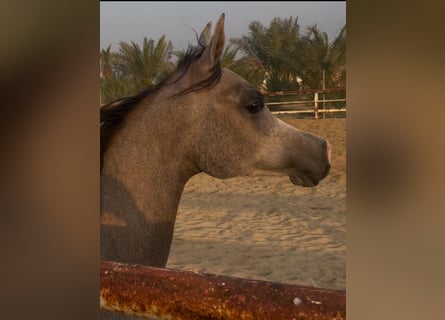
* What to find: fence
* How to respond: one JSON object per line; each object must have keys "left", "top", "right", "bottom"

{"left": 100, "top": 87, "right": 347, "bottom": 319}
{"left": 101, "top": 261, "right": 346, "bottom": 319}
{"left": 265, "top": 87, "right": 346, "bottom": 119}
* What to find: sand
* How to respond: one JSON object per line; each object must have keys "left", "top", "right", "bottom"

{"left": 167, "top": 117, "right": 346, "bottom": 290}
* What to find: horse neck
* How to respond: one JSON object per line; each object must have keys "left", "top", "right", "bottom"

{"left": 101, "top": 100, "right": 199, "bottom": 266}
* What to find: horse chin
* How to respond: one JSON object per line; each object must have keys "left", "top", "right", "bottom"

{"left": 289, "top": 174, "right": 319, "bottom": 187}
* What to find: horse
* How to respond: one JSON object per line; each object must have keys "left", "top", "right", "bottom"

{"left": 100, "top": 14, "right": 331, "bottom": 268}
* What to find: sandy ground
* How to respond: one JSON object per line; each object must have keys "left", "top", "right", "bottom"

{"left": 167, "top": 117, "right": 346, "bottom": 290}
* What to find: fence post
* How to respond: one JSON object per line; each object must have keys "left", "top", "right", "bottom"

{"left": 314, "top": 92, "right": 319, "bottom": 119}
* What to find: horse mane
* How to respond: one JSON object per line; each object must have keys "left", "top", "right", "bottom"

{"left": 100, "top": 87, "right": 159, "bottom": 171}
{"left": 100, "top": 42, "right": 222, "bottom": 171}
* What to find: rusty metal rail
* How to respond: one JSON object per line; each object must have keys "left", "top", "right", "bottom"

{"left": 101, "top": 261, "right": 346, "bottom": 319}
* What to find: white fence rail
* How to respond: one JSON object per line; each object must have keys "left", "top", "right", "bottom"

{"left": 265, "top": 88, "right": 346, "bottom": 119}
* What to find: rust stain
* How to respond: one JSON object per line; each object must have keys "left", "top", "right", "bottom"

{"left": 100, "top": 261, "right": 346, "bottom": 319}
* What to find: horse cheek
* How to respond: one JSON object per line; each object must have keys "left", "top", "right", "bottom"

{"left": 193, "top": 129, "right": 250, "bottom": 179}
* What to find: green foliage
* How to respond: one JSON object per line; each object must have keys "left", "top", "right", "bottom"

{"left": 220, "top": 45, "right": 266, "bottom": 90}
{"left": 229, "top": 56, "right": 266, "bottom": 90}
{"left": 231, "top": 17, "right": 346, "bottom": 91}
{"left": 100, "top": 36, "right": 174, "bottom": 104}
{"left": 298, "top": 25, "right": 346, "bottom": 89}
{"left": 231, "top": 17, "right": 302, "bottom": 91}
{"left": 100, "top": 17, "right": 346, "bottom": 103}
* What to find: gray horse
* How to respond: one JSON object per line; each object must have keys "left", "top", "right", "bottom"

{"left": 100, "top": 14, "right": 331, "bottom": 268}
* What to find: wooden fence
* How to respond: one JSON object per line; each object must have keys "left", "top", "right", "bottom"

{"left": 265, "top": 87, "right": 346, "bottom": 119}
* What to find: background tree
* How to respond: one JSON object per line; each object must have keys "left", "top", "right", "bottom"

{"left": 231, "top": 17, "right": 346, "bottom": 91}
{"left": 100, "top": 45, "right": 113, "bottom": 79}
{"left": 100, "top": 36, "right": 175, "bottom": 104}
{"left": 172, "top": 44, "right": 266, "bottom": 90}
{"left": 100, "top": 45, "right": 130, "bottom": 103}
{"left": 231, "top": 17, "right": 302, "bottom": 92}
{"left": 100, "top": 18, "right": 346, "bottom": 104}
{"left": 117, "top": 35, "right": 175, "bottom": 90}
{"left": 221, "top": 45, "right": 266, "bottom": 90}
{"left": 298, "top": 24, "right": 346, "bottom": 89}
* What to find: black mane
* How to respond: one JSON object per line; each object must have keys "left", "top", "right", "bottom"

{"left": 100, "top": 43, "right": 222, "bottom": 171}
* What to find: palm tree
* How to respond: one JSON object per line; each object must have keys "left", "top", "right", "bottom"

{"left": 221, "top": 45, "right": 239, "bottom": 68}
{"left": 117, "top": 35, "right": 175, "bottom": 92}
{"left": 220, "top": 45, "right": 267, "bottom": 90}
{"left": 100, "top": 45, "right": 131, "bottom": 103}
{"left": 298, "top": 24, "right": 346, "bottom": 89}
{"left": 231, "top": 17, "right": 346, "bottom": 91}
{"left": 329, "top": 25, "right": 346, "bottom": 87}
{"left": 100, "top": 35, "right": 176, "bottom": 103}
{"left": 231, "top": 17, "right": 302, "bottom": 92}
{"left": 230, "top": 20, "right": 268, "bottom": 60}
{"left": 100, "top": 45, "right": 113, "bottom": 79}
{"left": 171, "top": 44, "right": 266, "bottom": 90}
{"left": 229, "top": 54, "right": 266, "bottom": 90}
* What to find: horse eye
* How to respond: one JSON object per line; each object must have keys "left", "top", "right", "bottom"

{"left": 246, "top": 101, "right": 264, "bottom": 114}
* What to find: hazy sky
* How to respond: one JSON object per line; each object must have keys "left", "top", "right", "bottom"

{"left": 100, "top": 1, "right": 345, "bottom": 51}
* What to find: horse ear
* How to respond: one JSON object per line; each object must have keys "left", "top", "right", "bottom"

{"left": 200, "top": 13, "right": 225, "bottom": 69}
{"left": 198, "top": 21, "right": 212, "bottom": 47}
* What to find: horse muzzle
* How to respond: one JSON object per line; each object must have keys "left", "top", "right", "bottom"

{"left": 289, "top": 141, "right": 332, "bottom": 187}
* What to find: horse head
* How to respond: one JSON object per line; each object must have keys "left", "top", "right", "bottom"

{"left": 155, "top": 14, "right": 331, "bottom": 187}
